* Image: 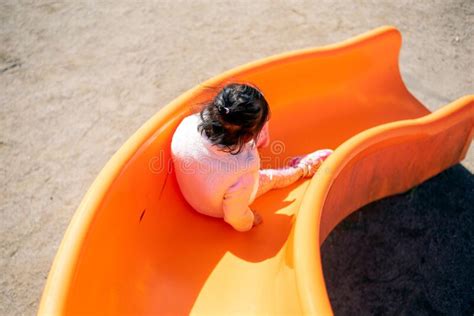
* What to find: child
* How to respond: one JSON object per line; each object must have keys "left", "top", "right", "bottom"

{"left": 171, "top": 83, "right": 333, "bottom": 232}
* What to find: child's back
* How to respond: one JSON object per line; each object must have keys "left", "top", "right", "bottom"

{"left": 171, "top": 112, "right": 260, "bottom": 230}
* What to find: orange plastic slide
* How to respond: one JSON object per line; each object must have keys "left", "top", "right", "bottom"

{"left": 39, "top": 26, "right": 473, "bottom": 315}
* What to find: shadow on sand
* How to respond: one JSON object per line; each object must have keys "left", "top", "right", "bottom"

{"left": 321, "top": 163, "right": 474, "bottom": 315}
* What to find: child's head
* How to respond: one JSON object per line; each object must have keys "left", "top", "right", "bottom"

{"left": 198, "top": 83, "right": 270, "bottom": 155}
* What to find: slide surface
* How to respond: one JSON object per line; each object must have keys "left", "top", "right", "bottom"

{"left": 39, "top": 26, "right": 473, "bottom": 315}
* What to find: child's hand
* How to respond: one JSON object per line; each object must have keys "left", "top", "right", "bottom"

{"left": 252, "top": 210, "right": 263, "bottom": 227}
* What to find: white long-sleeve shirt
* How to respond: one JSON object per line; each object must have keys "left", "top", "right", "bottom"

{"left": 170, "top": 113, "right": 260, "bottom": 231}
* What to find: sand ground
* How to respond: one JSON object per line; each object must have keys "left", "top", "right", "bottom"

{"left": 1, "top": 1, "right": 473, "bottom": 315}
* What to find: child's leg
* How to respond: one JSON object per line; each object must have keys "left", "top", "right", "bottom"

{"left": 255, "top": 149, "right": 334, "bottom": 199}
{"left": 255, "top": 149, "right": 334, "bottom": 198}
{"left": 255, "top": 167, "right": 304, "bottom": 199}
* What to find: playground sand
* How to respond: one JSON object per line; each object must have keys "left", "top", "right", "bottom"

{"left": 1, "top": 1, "right": 473, "bottom": 315}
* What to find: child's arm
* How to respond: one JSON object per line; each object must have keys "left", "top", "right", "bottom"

{"left": 256, "top": 121, "right": 270, "bottom": 148}
{"left": 222, "top": 172, "right": 259, "bottom": 232}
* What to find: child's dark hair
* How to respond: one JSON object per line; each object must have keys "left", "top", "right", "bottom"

{"left": 197, "top": 83, "right": 270, "bottom": 155}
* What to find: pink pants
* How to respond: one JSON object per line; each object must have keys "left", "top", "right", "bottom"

{"left": 254, "top": 122, "right": 307, "bottom": 198}
{"left": 255, "top": 166, "right": 304, "bottom": 199}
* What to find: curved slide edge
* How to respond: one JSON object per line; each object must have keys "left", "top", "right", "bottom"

{"left": 294, "top": 95, "right": 473, "bottom": 315}
{"left": 38, "top": 25, "right": 406, "bottom": 315}
{"left": 37, "top": 25, "right": 470, "bottom": 315}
